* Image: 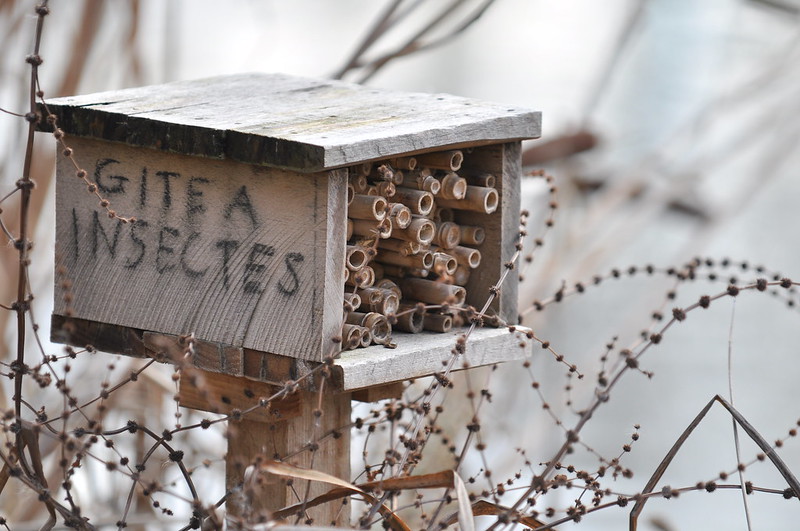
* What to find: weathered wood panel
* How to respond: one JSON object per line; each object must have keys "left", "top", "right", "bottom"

{"left": 456, "top": 142, "right": 521, "bottom": 324}
{"left": 331, "top": 326, "right": 533, "bottom": 391}
{"left": 55, "top": 137, "right": 346, "bottom": 361}
{"left": 41, "top": 73, "right": 541, "bottom": 172}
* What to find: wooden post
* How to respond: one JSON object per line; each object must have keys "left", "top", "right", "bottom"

{"left": 225, "top": 392, "right": 352, "bottom": 527}
{"left": 178, "top": 370, "right": 351, "bottom": 526}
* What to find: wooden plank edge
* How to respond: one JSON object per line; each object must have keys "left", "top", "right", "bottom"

{"left": 331, "top": 326, "right": 534, "bottom": 391}
{"left": 351, "top": 382, "right": 405, "bottom": 403}
{"left": 178, "top": 370, "right": 302, "bottom": 423}
{"left": 51, "top": 314, "right": 148, "bottom": 358}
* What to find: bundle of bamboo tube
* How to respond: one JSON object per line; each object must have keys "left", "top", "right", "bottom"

{"left": 341, "top": 150, "right": 497, "bottom": 350}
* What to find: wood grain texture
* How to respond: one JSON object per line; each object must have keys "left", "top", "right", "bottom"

{"left": 456, "top": 143, "right": 521, "bottom": 324}
{"left": 351, "top": 382, "right": 404, "bottom": 402}
{"left": 178, "top": 370, "right": 301, "bottom": 424}
{"left": 55, "top": 137, "right": 345, "bottom": 361}
{"left": 51, "top": 314, "right": 147, "bottom": 358}
{"left": 226, "top": 391, "right": 351, "bottom": 526}
{"left": 331, "top": 326, "right": 533, "bottom": 390}
{"left": 40, "top": 73, "right": 541, "bottom": 172}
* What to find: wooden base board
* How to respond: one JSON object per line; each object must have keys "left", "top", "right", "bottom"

{"left": 333, "top": 326, "right": 532, "bottom": 390}
{"left": 52, "top": 315, "right": 533, "bottom": 392}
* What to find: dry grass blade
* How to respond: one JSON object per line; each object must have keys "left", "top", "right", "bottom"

{"left": 261, "top": 460, "right": 365, "bottom": 494}
{"left": 442, "top": 500, "right": 548, "bottom": 529}
{"left": 715, "top": 395, "right": 800, "bottom": 496}
{"left": 265, "top": 461, "right": 410, "bottom": 530}
{"left": 453, "top": 471, "right": 475, "bottom": 531}
{"left": 271, "top": 468, "right": 456, "bottom": 525}
{"left": 630, "top": 394, "right": 800, "bottom": 530}
{"left": 360, "top": 470, "right": 455, "bottom": 492}
{"left": 273, "top": 488, "right": 410, "bottom": 531}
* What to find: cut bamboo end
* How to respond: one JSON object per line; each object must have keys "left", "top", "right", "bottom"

{"left": 437, "top": 172, "right": 468, "bottom": 200}
{"left": 417, "top": 149, "right": 463, "bottom": 171}
{"left": 379, "top": 292, "right": 399, "bottom": 315}
{"left": 459, "top": 225, "right": 485, "bottom": 246}
{"left": 376, "top": 181, "right": 396, "bottom": 198}
{"left": 433, "top": 252, "right": 458, "bottom": 276}
{"left": 347, "top": 184, "right": 355, "bottom": 205}
{"left": 366, "top": 314, "right": 392, "bottom": 344}
{"left": 349, "top": 173, "right": 368, "bottom": 193}
{"left": 392, "top": 170, "right": 405, "bottom": 186}
{"left": 346, "top": 219, "right": 353, "bottom": 240}
{"left": 402, "top": 174, "right": 440, "bottom": 195}
{"left": 346, "top": 245, "right": 368, "bottom": 271}
{"left": 449, "top": 245, "right": 482, "bottom": 269}
{"left": 343, "top": 292, "right": 362, "bottom": 312}
{"left": 393, "top": 305, "right": 424, "bottom": 334}
{"left": 376, "top": 250, "right": 433, "bottom": 270}
{"left": 350, "top": 194, "right": 388, "bottom": 221}
{"left": 436, "top": 186, "right": 498, "bottom": 214}
{"left": 423, "top": 313, "right": 452, "bottom": 333}
{"left": 421, "top": 175, "right": 441, "bottom": 195}
{"left": 392, "top": 188, "right": 434, "bottom": 216}
{"left": 351, "top": 217, "right": 392, "bottom": 239}
{"left": 388, "top": 203, "right": 412, "bottom": 229}
{"left": 397, "top": 277, "right": 466, "bottom": 306}
{"left": 359, "top": 327, "right": 372, "bottom": 347}
{"left": 375, "top": 278, "right": 401, "bottom": 298}
{"left": 471, "top": 173, "right": 496, "bottom": 188}
{"left": 356, "top": 288, "right": 399, "bottom": 315}
{"left": 345, "top": 265, "right": 375, "bottom": 288}
{"left": 341, "top": 324, "right": 363, "bottom": 350}
{"left": 433, "top": 221, "right": 461, "bottom": 250}
{"left": 391, "top": 156, "right": 417, "bottom": 171}
{"left": 392, "top": 217, "right": 435, "bottom": 245}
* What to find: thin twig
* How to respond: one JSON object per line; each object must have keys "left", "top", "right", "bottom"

{"left": 727, "top": 299, "right": 752, "bottom": 530}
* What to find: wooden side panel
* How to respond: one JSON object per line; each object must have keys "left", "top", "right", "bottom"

{"left": 456, "top": 142, "right": 521, "bottom": 324}
{"left": 55, "top": 137, "right": 344, "bottom": 361}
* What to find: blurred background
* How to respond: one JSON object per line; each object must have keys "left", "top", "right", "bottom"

{"left": 2, "top": 0, "right": 800, "bottom": 528}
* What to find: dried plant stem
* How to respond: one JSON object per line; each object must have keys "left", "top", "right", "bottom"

{"left": 727, "top": 300, "right": 752, "bottom": 530}
{"left": 15, "top": 0, "right": 48, "bottom": 456}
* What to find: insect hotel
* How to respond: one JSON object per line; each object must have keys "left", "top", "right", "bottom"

{"left": 45, "top": 73, "right": 540, "bottom": 521}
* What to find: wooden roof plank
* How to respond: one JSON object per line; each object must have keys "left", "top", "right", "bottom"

{"left": 42, "top": 73, "right": 541, "bottom": 172}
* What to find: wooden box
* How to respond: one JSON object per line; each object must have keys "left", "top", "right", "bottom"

{"left": 45, "top": 73, "right": 541, "bottom": 389}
